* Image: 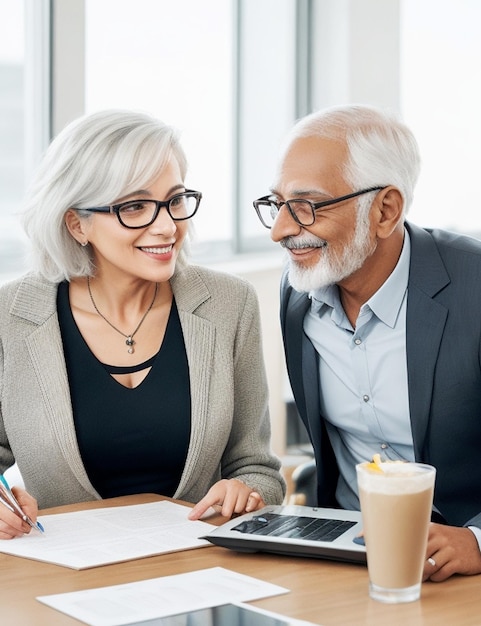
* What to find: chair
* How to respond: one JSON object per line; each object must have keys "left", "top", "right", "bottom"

{"left": 288, "top": 458, "right": 317, "bottom": 506}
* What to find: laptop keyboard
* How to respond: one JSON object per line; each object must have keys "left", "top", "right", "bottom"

{"left": 232, "top": 513, "right": 356, "bottom": 542}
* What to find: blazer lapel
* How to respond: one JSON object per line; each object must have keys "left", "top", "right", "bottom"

{"left": 14, "top": 277, "right": 99, "bottom": 497}
{"left": 405, "top": 223, "right": 450, "bottom": 458}
{"left": 282, "top": 283, "right": 322, "bottom": 446}
{"left": 170, "top": 268, "right": 215, "bottom": 497}
{"left": 25, "top": 321, "right": 100, "bottom": 496}
{"left": 281, "top": 275, "right": 338, "bottom": 504}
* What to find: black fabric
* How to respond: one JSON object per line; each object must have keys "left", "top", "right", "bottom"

{"left": 57, "top": 281, "right": 191, "bottom": 498}
{"left": 105, "top": 354, "right": 157, "bottom": 374}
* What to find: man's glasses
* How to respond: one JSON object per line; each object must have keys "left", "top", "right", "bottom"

{"left": 80, "top": 190, "right": 202, "bottom": 229}
{"left": 253, "top": 187, "right": 384, "bottom": 229}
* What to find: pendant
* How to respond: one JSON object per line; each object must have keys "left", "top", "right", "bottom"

{"left": 126, "top": 336, "right": 135, "bottom": 354}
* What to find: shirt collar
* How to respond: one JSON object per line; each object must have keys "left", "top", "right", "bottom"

{"left": 309, "top": 227, "right": 411, "bottom": 328}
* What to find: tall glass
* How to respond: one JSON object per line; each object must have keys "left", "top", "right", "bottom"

{"left": 356, "top": 461, "right": 436, "bottom": 603}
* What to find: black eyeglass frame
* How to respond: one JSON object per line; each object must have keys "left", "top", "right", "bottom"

{"left": 79, "top": 189, "right": 202, "bottom": 229}
{"left": 253, "top": 186, "right": 385, "bottom": 229}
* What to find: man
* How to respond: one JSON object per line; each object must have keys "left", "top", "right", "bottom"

{"left": 253, "top": 104, "right": 481, "bottom": 582}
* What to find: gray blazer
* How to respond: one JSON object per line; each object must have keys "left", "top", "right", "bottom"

{"left": 281, "top": 222, "right": 481, "bottom": 528}
{"left": 0, "top": 265, "right": 285, "bottom": 509}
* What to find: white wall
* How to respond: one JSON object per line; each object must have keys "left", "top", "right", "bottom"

{"left": 311, "top": 0, "right": 401, "bottom": 112}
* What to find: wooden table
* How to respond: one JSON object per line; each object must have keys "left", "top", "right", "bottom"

{"left": 1, "top": 494, "right": 480, "bottom": 625}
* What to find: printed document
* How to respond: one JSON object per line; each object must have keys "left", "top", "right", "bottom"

{"left": 0, "top": 500, "right": 213, "bottom": 569}
{"left": 37, "top": 566, "right": 289, "bottom": 626}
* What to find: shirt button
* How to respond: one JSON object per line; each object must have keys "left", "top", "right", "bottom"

{"left": 354, "top": 338, "right": 362, "bottom": 345}
{"left": 362, "top": 395, "right": 370, "bottom": 402}
{"left": 381, "top": 443, "right": 388, "bottom": 450}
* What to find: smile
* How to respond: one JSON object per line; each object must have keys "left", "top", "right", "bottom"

{"left": 281, "top": 236, "right": 328, "bottom": 251}
{"left": 140, "top": 245, "right": 173, "bottom": 254}
{"left": 285, "top": 242, "right": 328, "bottom": 255}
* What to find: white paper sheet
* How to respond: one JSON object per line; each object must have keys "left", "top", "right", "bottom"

{"left": 37, "top": 567, "right": 289, "bottom": 626}
{"left": 0, "top": 500, "right": 214, "bottom": 569}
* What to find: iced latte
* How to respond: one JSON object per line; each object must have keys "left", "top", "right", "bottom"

{"left": 356, "top": 459, "right": 436, "bottom": 603}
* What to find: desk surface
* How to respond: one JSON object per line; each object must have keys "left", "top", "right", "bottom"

{"left": 1, "top": 494, "right": 480, "bottom": 626}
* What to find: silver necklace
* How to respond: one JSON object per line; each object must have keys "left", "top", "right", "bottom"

{"left": 87, "top": 276, "right": 158, "bottom": 354}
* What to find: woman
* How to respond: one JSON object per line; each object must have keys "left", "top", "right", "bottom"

{"left": 0, "top": 109, "right": 285, "bottom": 539}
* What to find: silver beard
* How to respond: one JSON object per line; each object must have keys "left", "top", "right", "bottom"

{"left": 283, "top": 202, "right": 376, "bottom": 293}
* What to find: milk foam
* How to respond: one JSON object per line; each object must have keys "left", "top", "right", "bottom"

{"left": 357, "top": 462, "right": 436, "bottom": 494}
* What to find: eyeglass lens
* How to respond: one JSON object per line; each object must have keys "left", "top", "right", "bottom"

{"left": 258, "top": 200, "right": 315, "bottom": 227}
{"left": 118, "top": 195, "right": 198, "bottom": 227}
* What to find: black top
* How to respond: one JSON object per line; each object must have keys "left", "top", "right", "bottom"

{"left": 57, "top": 281, "right": 191, "bottom": 498}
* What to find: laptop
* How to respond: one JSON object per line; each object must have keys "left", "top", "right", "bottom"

{"left": 201, "top": 504, "right": 366, "bottom": 564}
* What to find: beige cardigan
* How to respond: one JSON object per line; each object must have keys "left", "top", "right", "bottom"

{"left": 0, "top": 265, "right": 285, "bottom": 509}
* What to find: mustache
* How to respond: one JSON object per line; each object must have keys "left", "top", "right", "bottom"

{"left": 280, "top": 235, "right": 328, "bottom": 250}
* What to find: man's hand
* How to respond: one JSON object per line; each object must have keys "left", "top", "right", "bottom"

{"left": 188, "top": 479, "right": 265, "bottom": 521}
{"left": 423, "top": 523, "right": 481, "bottom": 581}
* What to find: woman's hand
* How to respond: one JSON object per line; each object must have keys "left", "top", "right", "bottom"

{"left": 0, "top": 487, "right": 38, "bottom": 540}
{"left": 188, "top": 478, "right": 266, "bottom": 521}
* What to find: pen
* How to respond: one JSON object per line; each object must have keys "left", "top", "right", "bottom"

{"left": 0, "top": 474, "right": 44, "bottom": 533}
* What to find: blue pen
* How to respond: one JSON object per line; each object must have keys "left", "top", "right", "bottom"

{"left": 0, "top": 474, "right": 44, "bottom": 533}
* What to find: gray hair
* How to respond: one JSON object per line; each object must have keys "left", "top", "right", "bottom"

{"left": 22, "top": 109, "right": 190, "bottom": 282}
{"left": 287, "top": 104, "right": 421, "bottom": 213}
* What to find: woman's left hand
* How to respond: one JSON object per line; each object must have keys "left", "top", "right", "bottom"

{"left": 188, "top": 479, "right": 266, "bottom": 521}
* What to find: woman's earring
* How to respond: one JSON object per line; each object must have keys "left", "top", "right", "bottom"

{"left": 81, "top": 241, "right": 88, "bottom": 247}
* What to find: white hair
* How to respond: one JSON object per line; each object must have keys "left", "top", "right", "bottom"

{"left": 22, "top": 109, "right": 191, "bottom": 282}
{"left": 287, "top": 104, "right": 421, "bottom": 213}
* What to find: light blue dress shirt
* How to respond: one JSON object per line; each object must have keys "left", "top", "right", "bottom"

{"left": 304, "top": 229, "right": 413, "bottom": 510}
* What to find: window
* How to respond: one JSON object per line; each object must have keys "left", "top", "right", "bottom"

{"left": 85, "top": 0, "right": 234, "bottom": 252}
{"left": 401, "top": 0, "right": 481, "bottom": 235}
{"left": 0, "top": 0, "right": 50, "bottom": 284}
{"left": 4, "top": 1, "right": 481, "bottom": 287}
{"left": 309, "top": 0, "right": 481, "bottom": 237}
{"left": 0, "top": 0, "right": 27, "bottom": 281}
{"left": 84, "top": 0, "right": 296, "bottom": 261}
{"left": 0, "top": 0, "right": 298, "bottom": 286}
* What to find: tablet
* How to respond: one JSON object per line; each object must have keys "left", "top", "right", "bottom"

{"left": 125, "top": 602, "right": 316, "bottom": 625}
{"left": 201, "top": 504, "right": 366, "bottom": 564}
